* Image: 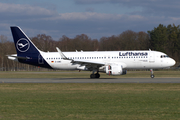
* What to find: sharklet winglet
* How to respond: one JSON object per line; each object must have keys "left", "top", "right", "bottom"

{"left": 56, "top": 47, "right": 71, "bottom": 60}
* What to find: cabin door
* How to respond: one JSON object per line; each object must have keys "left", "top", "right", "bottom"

{"left": 149, "top": 52, "right": 155, "bottom": 63}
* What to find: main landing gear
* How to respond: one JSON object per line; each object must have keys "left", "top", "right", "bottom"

{"left": 150, "top": 69, "right": 155, "bottom": 78}
{"left": 90, "top": 72, "right": 100, "bottom": 79}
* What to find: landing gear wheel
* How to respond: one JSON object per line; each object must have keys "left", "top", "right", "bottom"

{"left": 151, "top": 74, "right": 154, "bottom": 78}
{"left": 95, "top": 73, "right": 100, "bottom": 78}
{"left": 90, "top": 74, "right": 96, "bottom": 79}
{"left": 90, "top": 73, "right": 100, "bottom": 79}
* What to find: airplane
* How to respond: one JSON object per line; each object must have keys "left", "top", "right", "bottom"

{"left": 7, "top": 26, "right": 176, "bottom": 78}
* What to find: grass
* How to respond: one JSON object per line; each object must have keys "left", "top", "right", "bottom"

{"left": 0, "top": 71, "right": 180, "bottom": 119}
{"left": 0, "top": 70, "right": 180, "bottom": 78}
{"left": 0, "top": 83, "right": 180, "bottom": 120}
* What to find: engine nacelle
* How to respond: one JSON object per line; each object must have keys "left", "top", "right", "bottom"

{"left": 106, "top": 65, "right": 126, "bottom": 76}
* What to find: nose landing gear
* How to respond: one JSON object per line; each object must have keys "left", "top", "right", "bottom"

{"left": 150, "top": 69, "right": 154, "bottom": 78}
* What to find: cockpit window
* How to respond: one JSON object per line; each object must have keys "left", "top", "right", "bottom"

{"left": 160, "top": 55, "right": 169, "bottom": 58}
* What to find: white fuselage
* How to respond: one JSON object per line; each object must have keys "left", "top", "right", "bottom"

{"left": 40, "top": 50, "right": 175, "bottom": 70}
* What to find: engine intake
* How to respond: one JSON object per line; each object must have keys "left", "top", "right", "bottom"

{"left": 106, "top": 65, "right": 126, "bottom": 75}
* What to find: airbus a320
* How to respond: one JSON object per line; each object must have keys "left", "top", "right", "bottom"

{"left": 8, "top": 26, "right": 176, "bottom": 78}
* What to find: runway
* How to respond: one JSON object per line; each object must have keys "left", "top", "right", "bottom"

{"left": 0, "top": 78, "right": 180, "bottom": 83}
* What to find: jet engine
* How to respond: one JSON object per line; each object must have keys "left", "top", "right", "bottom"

{"left": 105, "top": 65, "right": 126, "bottom": 75}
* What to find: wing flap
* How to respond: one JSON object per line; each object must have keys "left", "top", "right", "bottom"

{"left": 71, "top": 60, "right": 105, "bottom": 66}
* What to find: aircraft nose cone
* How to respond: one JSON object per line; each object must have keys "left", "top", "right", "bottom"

{"left": 170, "top": 59, "right": 176, "bottom": 66}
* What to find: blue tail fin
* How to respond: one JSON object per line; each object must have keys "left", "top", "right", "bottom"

{"left": 10, "top": 26, "right": 52, "bottom": 69}
{"left": 10, "top": 26, "right": 40, "bottom": 56}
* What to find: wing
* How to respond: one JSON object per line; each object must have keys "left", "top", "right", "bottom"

{"left": 71, "top": 59, "right": 105, "bottom": 69}
{"left": 56, "top": 47, "right": 105, "bottom": 69}
{"left": 56, "top": 47, "right": 127, "bottom": 70}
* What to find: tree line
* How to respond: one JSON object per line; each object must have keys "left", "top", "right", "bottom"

{"left": 0, "top": 24, "right": 179, "bottom": 71}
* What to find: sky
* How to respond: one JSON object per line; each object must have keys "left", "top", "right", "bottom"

{"left": 1, "top": 0, "right": 180, "bottom": 41}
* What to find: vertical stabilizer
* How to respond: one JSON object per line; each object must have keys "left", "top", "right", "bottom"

{"left": 10, "top": 26, "right": 40, "bottom": 56}
{"left": 10, "top": 26, "right": 52, "bottom": 69}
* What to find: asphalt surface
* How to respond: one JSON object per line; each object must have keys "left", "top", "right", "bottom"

{"left": 0, "top": 78, "right": 180, "bottom": 83}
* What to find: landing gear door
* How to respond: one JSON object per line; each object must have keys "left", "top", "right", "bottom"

{"left": 38, "top": 54, "right": 44, "bottom": 64}
{"left": 149, "top": 52, "right": 155, "bottom": 63}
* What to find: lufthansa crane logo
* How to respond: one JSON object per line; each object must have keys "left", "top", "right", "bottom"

{"left": 16, "top": 38, "right": 30, "bottom": 52}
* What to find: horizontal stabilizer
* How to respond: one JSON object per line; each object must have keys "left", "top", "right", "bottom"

{"left": 7, "top": 54, "right": 30, "bottom": 60}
